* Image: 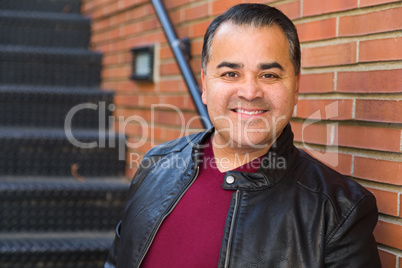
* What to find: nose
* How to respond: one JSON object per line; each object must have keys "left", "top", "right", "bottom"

{"left": 236, "top": 77, "right": 263, "bottom": 101}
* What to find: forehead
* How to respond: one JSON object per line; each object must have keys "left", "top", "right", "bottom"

{"left": 208, "top": 22, "right": 291, "bottom": 66}
{"left": 212, "top": 21, "right": 287, "bottom": 47}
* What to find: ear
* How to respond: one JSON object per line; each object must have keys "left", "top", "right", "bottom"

{"left": 294, "top": 73, "right": 300, "bottom": 105}
{"left": 201, "top": 69, "right": 207, "bottom": 105}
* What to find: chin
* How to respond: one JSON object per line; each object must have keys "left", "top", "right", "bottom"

{"left": 232, "top": 135, "right": 273, "bottom": 150}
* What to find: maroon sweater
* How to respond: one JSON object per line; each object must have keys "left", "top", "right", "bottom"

{"left": 141, "top": 139, "right": 262, "bottom": 267}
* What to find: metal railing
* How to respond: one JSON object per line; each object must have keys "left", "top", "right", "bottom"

{"left": 151, "top": 0, "right": 213, "bottom": 129}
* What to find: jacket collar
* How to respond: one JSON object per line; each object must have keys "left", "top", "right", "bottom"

{"left": 192, "top": 124, "right": 299, "bottom": 190}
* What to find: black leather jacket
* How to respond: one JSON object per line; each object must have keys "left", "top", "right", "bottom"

{"left": 105, "top": 125, "right": 381, "bottom": 268}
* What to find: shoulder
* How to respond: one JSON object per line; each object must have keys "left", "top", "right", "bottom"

{"left": 144, "top": 131, "right": 206, "bottom": 157}
{"left": 295, "top": 149, "right": 375, "bottom": 221}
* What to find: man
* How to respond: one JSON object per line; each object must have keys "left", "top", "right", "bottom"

{"left": 106, "top": 4, "right": 381, "bottom": 267}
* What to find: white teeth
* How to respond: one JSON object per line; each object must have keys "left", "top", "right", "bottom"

{"left": 236, "top": 109, "right": 265, "bottom": 115}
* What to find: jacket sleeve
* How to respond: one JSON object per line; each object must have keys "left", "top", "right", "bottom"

{"left": 104, "top": 151, "right": 161, "bottom": 268}
{"left": 104, "top": 221, "right": 122, "bottom": 268}
{"left": 324, "top": 195, "right": 381, "bottom": 267}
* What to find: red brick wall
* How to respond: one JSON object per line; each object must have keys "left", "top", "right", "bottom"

{"left": 81, "top": 0, "right": 402, "bottom": 265}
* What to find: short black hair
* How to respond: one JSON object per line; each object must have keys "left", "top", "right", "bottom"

{"left": 201, "top": 3, "right": 301, "bottom": 75}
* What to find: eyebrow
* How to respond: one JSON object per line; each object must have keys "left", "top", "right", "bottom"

{"left": 216, "top": 61, "right": 284, "bottom": 71}
{"left": 216, "top": 61, "right": 243, "bottom": 69}
{"left": 258, "top": 62, "right": 284, "bottom": 71}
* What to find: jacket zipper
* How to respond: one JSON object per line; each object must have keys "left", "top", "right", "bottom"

{"left": 136, "top": 165, "right": 200, "bottom": 267}
{"left": 224, "top": 190, "right": 240, "bottom": 268}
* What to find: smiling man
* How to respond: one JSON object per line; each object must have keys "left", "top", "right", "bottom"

{"left": 106, "top": 4, "right": 381, "bottom": 268}
{"left": 201, "top": 21, "right": 299, "bottom": 171}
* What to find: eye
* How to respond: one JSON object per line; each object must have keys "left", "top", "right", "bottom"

{"left": 261, "top": 73, "right": 279, "bottom": 79}
{"left": 222, "top": 72, "right": 238, "bottom": 78}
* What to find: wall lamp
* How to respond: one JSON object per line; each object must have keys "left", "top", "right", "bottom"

{"left": 130, "top": 45, "right": 159, "bottom": 83}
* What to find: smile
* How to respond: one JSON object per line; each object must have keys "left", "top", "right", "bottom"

{"left": 233, "top": 109, "right": 267, "bottom": 115}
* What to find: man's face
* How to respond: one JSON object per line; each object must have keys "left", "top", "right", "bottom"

{"left": 201, "top": 23, "right": 299, "bottom": 151}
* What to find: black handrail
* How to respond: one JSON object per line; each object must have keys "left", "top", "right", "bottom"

{"left": 151, "top": 0, "right": 213, "bottom": 129}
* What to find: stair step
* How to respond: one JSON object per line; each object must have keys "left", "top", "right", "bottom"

{"left": 0, "top": 127, "right": 126, "bottom": 176}
{"left": 0, "top": 0, "right": 81, "bottom": 14}
{"left": 0, "top": 232, "right": 113, "bottom": 268}
{"left": 0, "top": 10, "right": 90, "bottom": 48}
{"left": 0, "top": 177, "right": 129, "bottom": 231}
{"left": 0, "top": 85, "right": 114, "bottom": 129}
{"left": 0, "top": 45, "right": 101, "bottom": 87}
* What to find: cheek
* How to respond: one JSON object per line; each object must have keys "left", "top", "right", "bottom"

{"left": 208, "top": 84, "right": 232, "bottom": 108}
{"left": 268, "top": 89, "right": 295, "bottom": 112}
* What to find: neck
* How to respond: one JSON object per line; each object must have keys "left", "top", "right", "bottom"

{"left": 211, "top": 134, "right": 272, "bottom": 172}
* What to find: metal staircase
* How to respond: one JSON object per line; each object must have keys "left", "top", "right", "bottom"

{"left": 0, "top": 0, "right": 128, "bottom": 267}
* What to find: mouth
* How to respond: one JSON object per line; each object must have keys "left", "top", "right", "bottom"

{"left": 232, "top": 108, "right": 267, "bottom": 115}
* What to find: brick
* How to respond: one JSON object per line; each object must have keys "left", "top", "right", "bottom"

{"left": 191, "top": 39, "right": 204, "bottom": 57}
{"left": 360, "top": 37, "right": 402, "bottom": 62}
{"left": 366, "top": 187, "right": 399, "bottom": 216}
{"left": 184, "top": 3, "right": 209, "bottom": 21}
{"left": 299, "top": 73, "right": 334, "bottom": 93}
{"left": 190, "top": 58, "right": 202, "bottom": 74}
{"left": 184, "top": 112, "right": 205, "bottom": 129}
{"left": 183, "top": 94, "right": 197, "bottom": 110}
{"left": 114, "top": 94, "right": 140, "bottom": 107}
{"left": 102, "top": 1, "right": 119, "bottom": 17}
{"left": 355, "top": 99, "right": 402, "bottom": 123}
{"left": 337, "top": 69, "right": 402, "bottom": 93}
{"left": 129, "top": 140, "right": 153, "bottom": 154}
{"left": 161, "top": 95, "right": 187, "bottom": 109}
{"left": 108, "top": 65, "right": 132, "bottom": 79}
{"left": 126, "top": 4, "right": 154, "bottom": 20}
{"left": 111, "top": 13, "right": 127, "bottom": 26}
{"left": 120, "top": 0, "right": 144, "bottom": 11}
{"left": 400, "top": 194, "right": 402, "bottom": 217}
{"left": 291, "top": 121, "right": 332, "bottom": 145}
{"left": 133, "top": 82, "right": 157, "bottom": 93}
{"left": 360, "top": 0, "right": 401, "bottom": 7}
{"left": 176, "top": 24, "right": 190, "bottom": 39}
{"left": 354, "top": 157, "right": 402, "bottom": 185}
{"left": 152, "top": 110, "right": 186, "bottom": 126}
{"left": 165, "top": 0, "right": 191, "bottom": 10}
{"left": 158, "top": 79, "right": 187, "bottom": 92}
{"left": 378, "top": 250, "right": 397, "bottom": 268}
{"left": 337, "top": 125, "right": 401, "bottom": 152}
{"left": 103, "top": 53, "right": 120, "bottom": 65}
{"left": 148, "top": 126, "right": 164, "bottom": 141}
{"left": 275, "top": 1, "right": 301, "bottom": 20}
{"left": 162, "top": 128, "right": 185, "bottom": 141}
{"left": 140, "top": 95, "right": 161, "bottom": 107}
{"left": 115, "top": 108, "right": 151, "bottom": 122}
{"left": 124, "top": 122, "right": 148, "bottom": 137}
{"left": 160, "top": 46, "right": 174, "bottom": 60}
{"left": 303, "top": 0, "right": 358, "bottom": 16}
{"left": 212, "top": 0, "right": 244, "bottom": 15}
{"left": 296, "top": 18, "right": 337, "bottom": 42}
{"left": 302, "top": 42, "right": 357, "bottom": 68}
{"left": 374, "top": 220, "right": 402, "bottom": 250}
{"left": 92, "top": 18, "right": 109, "bottom": 32}
{"left": 160, "top": 61, "right": 180, "bottom": 76}
{"left": 339, "top": 7, "right": 402, "bottom": 36}
{"left": 124, "top": 32, "right": 166, "bottom": 50}
{"left": 170, "top": 9, "right": 183, "bottom": 25}
{"left": 296, "top": 99, "right": 354, "bottom": 120}
{"left": 190, "top": 20, "right": 211, "bottom": 38}
{"left": 139, "top": 18, "right": 160, "bottom": 32}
